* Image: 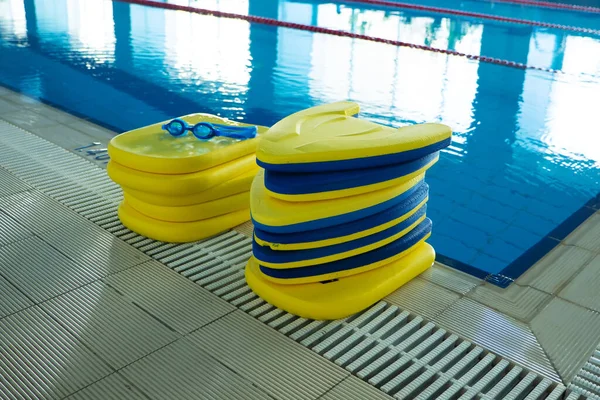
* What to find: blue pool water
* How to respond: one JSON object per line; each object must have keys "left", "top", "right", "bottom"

{"left": 1, "top": 0, "right": 599, "bottom": 285}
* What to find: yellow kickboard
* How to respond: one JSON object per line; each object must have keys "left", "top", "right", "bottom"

{"left": 251, "top": 169, "right": 424, "bottom": 231}
{"left": 122, "top": 168, "right": 258, "bottom": 206}
{"left": 257, "top": 101, "right": 451, "bottom": 168}
{"left": 118, "top": 200, "right": 249, "bottom": 243}
{"left": 108, "top": 113, "right": 268, "bottom": 175}
{"left": 124, "top": 191, "right": 249, "bottom": 222}
{"left": 107, "top": 155, "right": 255, "bottom": 196}
{"left": 245, "top": 242, "right": 435, "bottom": 320}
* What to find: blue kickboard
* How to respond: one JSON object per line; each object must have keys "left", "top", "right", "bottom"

{"left": 259, "top": 218, "right": 433, "bottom": 279}
{"left": 264, "top": 152, "right": 438, "bottom": 195}
{"left": 254, "top": 181, "right": 429, "bottom": 243}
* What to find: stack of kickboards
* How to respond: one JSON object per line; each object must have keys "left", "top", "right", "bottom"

{"left": 245, "top": 102, "right": 452, "bottom": 320}
{"left": 107, "top": 114, "right": 268, "bottom": 243}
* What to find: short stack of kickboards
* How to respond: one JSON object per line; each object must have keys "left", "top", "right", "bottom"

{"left": 245, "top": 102, "right": 452, "bottom": 320}
{"left": 107, "top": 114, "right": 268, "bottom": 243}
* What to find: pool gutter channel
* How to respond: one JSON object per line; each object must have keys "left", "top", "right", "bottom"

{"left": 0, "top": 120, "right": 596, "bottom": 400}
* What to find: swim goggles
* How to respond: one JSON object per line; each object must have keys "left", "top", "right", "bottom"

{"left": 162, "top": 118, "right": 257, "bottom": 141}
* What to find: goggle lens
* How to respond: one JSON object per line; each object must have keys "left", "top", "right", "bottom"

{"left": 193, "top": 124, "right": 214, "bottom": 139}
{"left": 167, "top": 121, "right": 185, "bottom": 136}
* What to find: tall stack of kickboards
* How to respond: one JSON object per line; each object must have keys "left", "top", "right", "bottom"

{"left": 106, "top": 114, "right": 268, "bottom": 243}
{"left": 245, "top": 102, "right": 452, "bottom": 320}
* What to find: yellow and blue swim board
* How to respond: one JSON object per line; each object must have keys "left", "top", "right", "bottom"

{"left": 253, "top": 181, "right": 429, "bottom": 251}
{"left": 256, "top": 101, "right": 451, "bottom": 173}
{"left": 108, "top": 113, "right": 269, "bottom": 174}
{"left": 253, "top": 204, "right": 426, "bottom": 268}
{"left": 264, "top": 152, "right": 438, "bottom": 202}
{"left": 245, "top": 242, "right": 435, "bottom": 320}
{"left": 256, "top": 218, "right": 432, "bottom": 284}
{"left": 251, "top": 170, "right": 426, "bottom": 233}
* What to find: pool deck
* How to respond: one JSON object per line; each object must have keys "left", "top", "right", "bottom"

{"left": 0, "top": 85, "right": 599, "bottom": 400}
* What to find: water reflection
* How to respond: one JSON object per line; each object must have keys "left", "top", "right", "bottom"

{"left": 0, "top": 0, "right": 599, "bottom": 274}
{"left": 0, "top": 0, "right": 27, "bottom": 40}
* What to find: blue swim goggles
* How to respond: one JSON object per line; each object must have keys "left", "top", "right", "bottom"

{"left": 162, "top": 118, "right": 258, "bottom": 141}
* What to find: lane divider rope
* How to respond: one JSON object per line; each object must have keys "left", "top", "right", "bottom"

{"left": 478, "top": 0, "right": 600, "bottom": 13}
{"left": 336, "top": 0, "right": 600, "bottom": 36}
{"left": 114, "top": 0, "right": 561, "bottom": 74}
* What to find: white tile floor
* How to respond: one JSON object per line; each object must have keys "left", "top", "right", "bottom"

{"left": 0, "top": 87, "right": 599, "bottom": 399}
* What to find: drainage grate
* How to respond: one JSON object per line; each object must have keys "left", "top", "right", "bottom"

{"left": 0, "top": 120, "right": 593, "bottom": 400}
{"left": 570, "top": 346, "right": 600, "bottom": 400}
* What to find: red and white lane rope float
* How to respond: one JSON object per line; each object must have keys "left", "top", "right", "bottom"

{"left": 337, "top": 0, "right": 600, "bottom": 36}
{"left": 481, "top": 0, "right": 600, "bottom": 14}
{"left": 114, "top": 0, "right": 577, "bottom": 74}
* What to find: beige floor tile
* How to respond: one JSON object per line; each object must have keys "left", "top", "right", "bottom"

{"left": 385, "top": 277, "right": 460, "bottom": 320}
{"left": 0, "top": 306, "right": 113, "bottom": 399}
{"left": 0, "top": 98, "right": 19, "bottom": 114}
{"left": 0, "top": 210, "right": 32, "bottom": 247}
{"left": 71, "top": 120, "right": 117, "bottom": 141}
{"left": 0, "top": 237, "right": 102, "bottom": 303}
{"left": 467, "top": 283, "right": 551, "bottom": 322}
{"left": 0, "top": 86, "right": 14, "bottom": 96}
{"left": 2, "top": 91, "right": 41, "bottom": 107}
{"left": 517, "top": 244, "right": 596, "bottom": 294}
{"left": 104, "top": 261, "right": 235, "bottom": 334}
{"left": 435, "top": 298, "right": 560, "bottom": 382}
{"left": 66, "top": 373, "right": 147, "bottom": 400}
{"left": 38, "top": 224, "right": 148, "bottom": 276}
{"left": 531, "top": 298, "right": 600, "bottom": 384}
{"left": 190, "top": 310, "right": 348, "bottom": 400}
{"left": 0, "top": 191, "right": 96, "bottom": 235}
{"left": 28, "top": 123, "right": 105, "bottom": 150}
{"left": 121, "top": 338, "right": 272, "bottom": 400}
{"left": 419, "top": 262, "right": 482, "bottom": 294}
{"left": 0, "top": 276, "right": 34, "bottom": 319}
{"left": 559, "top": 255, "right": 600, "bottom": 313}
{"left": 565, "top": 214, "right": 600, "bottom": 253}
{"left": 41, "top": 281, "right": 180, "bottom": 370}
{"left": 28, "top": 103, "right": 87, "bottom": 125}
{"left": 1, "top": 109, "right": 61, "bottom": 130}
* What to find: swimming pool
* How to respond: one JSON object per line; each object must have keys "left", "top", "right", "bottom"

{"left": 1, "top": 0, "right": 599, "bottom": 286}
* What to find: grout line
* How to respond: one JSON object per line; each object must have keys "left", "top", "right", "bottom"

{"left": 0, "top": 270, "right": 37, "bottom": 318}
{"left": 59, "top": 371, "right": 154, "bottom": 400}
{"left": 554, "top": 297, "right": 600, "bottom": 316}
{"left": 54, "top": 296, "right": 239, "bottom": 399}
{"left": 38, "top": 303, "right": 120, "bottom": 373}
{"left": 314, "top": 375, "right": 352, "bottom": 399}
{"left": 551, "top": 251, "right": 597, "bottom": 297}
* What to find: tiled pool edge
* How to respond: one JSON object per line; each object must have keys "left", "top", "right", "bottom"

{"left": 2, "top": 119, "right": 600, "bottom": 399}
{"left": 488, "top": 204, "right": 599, "bottom": 288}
{"left": 0, "top": 82, "right": 123, "bottom": 135}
